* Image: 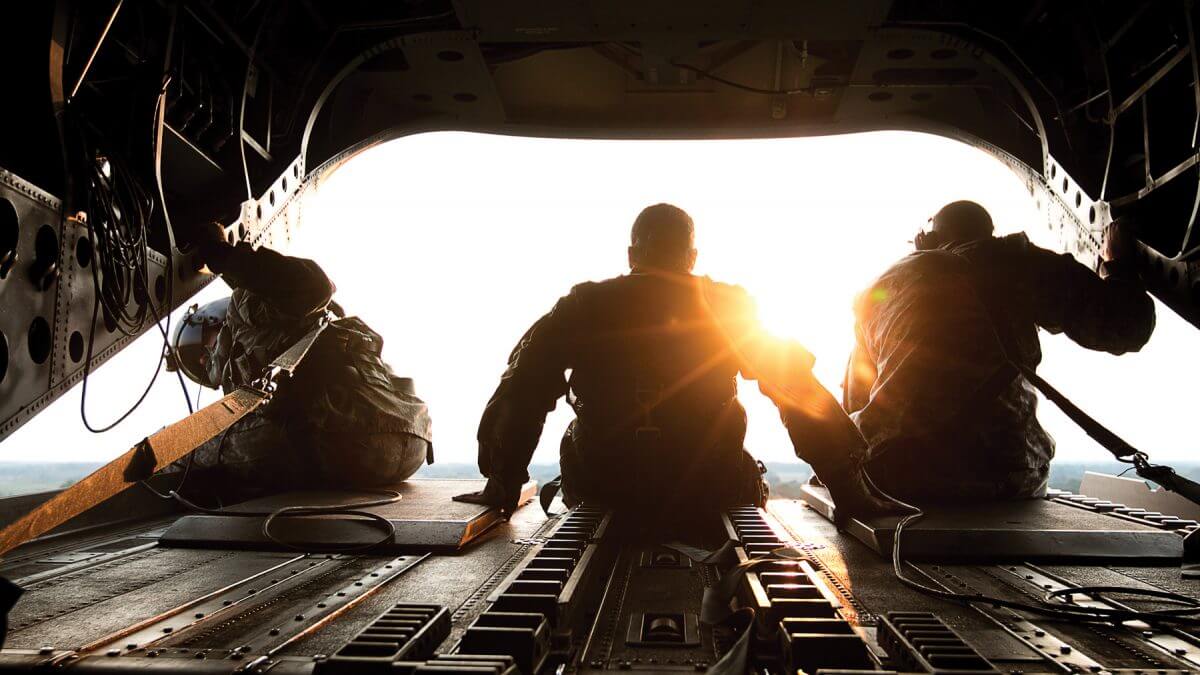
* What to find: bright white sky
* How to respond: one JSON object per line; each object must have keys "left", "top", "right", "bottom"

{"left": 2, "top": 131, "right": 1193, "bottom": 472}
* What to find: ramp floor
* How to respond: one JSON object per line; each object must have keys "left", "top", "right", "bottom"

{"left": 800, "top": 484, "right": 1184, "bottom": 561}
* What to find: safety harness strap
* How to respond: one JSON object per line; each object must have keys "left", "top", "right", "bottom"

{"left": 0, "top": 388, "right": 266, "bottom": 556}
{"left": 949, "top": 253, "right": 1200, "bottom": 505}
{"left": 1011, "top": 364, "right": 1200, "bottom": 506}
{"left": 539, "top": 475, "right": 563, "bottom": 516}
{"left": 0, "top": 320, "right": 331, "bottom": 558}
{"left": 256, "top": 317, "right": 331, "bottom": 385}
{"left": 1015, "top": 363, "right": 1140, "bottom": 461}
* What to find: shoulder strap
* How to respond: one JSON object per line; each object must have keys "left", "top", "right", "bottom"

{"left": 253, "top": 314, "right": 332, "bottom": 388}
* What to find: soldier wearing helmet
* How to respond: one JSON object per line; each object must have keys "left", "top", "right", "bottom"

{"left": 168, "top": 223, "right": 432, "bottom": 499}
{"left": 844, "top": 201, "right": 1156, "bottom": 505}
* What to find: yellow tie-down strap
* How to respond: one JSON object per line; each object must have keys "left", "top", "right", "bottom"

{"left": 0, "top": 388, "right": 267, "bottom": 557}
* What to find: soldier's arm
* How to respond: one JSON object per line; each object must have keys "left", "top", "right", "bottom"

{"left": 469, "top": 293, "right": 576, "bottom": 511}
{"left": 199, "top": 236, "right": 335, "bottom": 318}
{"left": 1027, "top": 239, "right": 1155, "bottom": 354}
{"left": 708, "top": 284, "right": 869, "bottom": 481}
{"left": 706, "top": 280, "right": 903, "bottom": 518}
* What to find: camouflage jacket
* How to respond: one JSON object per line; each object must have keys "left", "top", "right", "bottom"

{"left": 844, "top": 233, "right": 1155, "bottom": 500}
{"left": 477, "top": 271, "right": 869, "bottom": 497}
{"left": 204, "top": 242, "right": 432, "bottom": 442}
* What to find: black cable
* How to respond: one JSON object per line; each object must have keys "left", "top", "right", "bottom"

{"left": 77, "top": 58, "right": 185, "bottom": 436}
{"left": 74, "top": 78, "right": 178, "bottom": 432}
{"left": 138, "top": 422, "right": 220, "bottom": 502}
{"left": 173, "top": 365, "right": 194, "bottom": 414}
{"left": 868, "top": 472, "right": 1200, "bottom": 626}
{"left": 168, "top": 489, "right": 402, "bottom": 553}
{"left": 80, "top": 145, "right": 161, "bottom": 338}
{"left": 79, "top": 296, "right": 170, "bottom": 433}
{"left": 606, "top": 42, "right": 814, "bottom": 96}
{"left": 669, "top": 60, "right": 814, "bottom": 96}
{"left": 138, "top": 324, "right": 199, "bottom": 501}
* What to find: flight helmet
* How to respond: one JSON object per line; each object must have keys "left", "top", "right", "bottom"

{"left": 168, "top": 297, "right": 230, "bottom": 387}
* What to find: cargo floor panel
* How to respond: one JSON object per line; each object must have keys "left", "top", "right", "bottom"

{"left": 160, "top": 480, "right": 529, "bottom": 553}
{"left": 800, "top": 486, "right": 1184, "bottom": 561}
{"left": 151, "top": 555, "right": 411, "bottom": 653}
{"left": 921, "top": 563, "right": 1188, "bottom": 670}
{"left": 277, "top": 495, "right": 554, "bottom": 657}
{"left": 7, "top": 548, "right": 302, "bottom": 649}
{"left": 769, "top": 501, "right": 1019, "bottom": 634}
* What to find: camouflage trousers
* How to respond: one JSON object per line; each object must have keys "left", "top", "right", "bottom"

{"left": 863, "top": 436, "right": 1048, "bottom": 506}
{"left": 168, "top": 411, "right": 429, "bottom": 502}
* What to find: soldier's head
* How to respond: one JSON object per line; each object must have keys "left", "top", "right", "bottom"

{"left": 166, "top": 297, "right": 230, "bottom": 388}
{"left": 916, "top": 200, "right": 995, "bottom": 250}
{"left": 628, "top": 203, "right": 697, "bottom": 273}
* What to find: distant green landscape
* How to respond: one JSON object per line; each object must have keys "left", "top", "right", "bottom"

{"left": 0, "top": 459, "right": 1192, "bottom": 499}
{"left": 417, "top": 459, "right": 1200, "bottom": 499}
{"left": 0, "top": 462, "right": 103, "bottom": 496}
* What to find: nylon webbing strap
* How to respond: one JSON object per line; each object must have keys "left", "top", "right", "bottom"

{"left": 539, "top": 475, "right": 562, "bottom": 516}
{"left": 268, "top": 320, "right": 330, "bottom": 376}
{"left": 1016, "top": 364, "right": 1140, "bottom": 461}
{"left": 0, "top": 388, "right": 266, "bottom": 557}
{"left": 663, "top": 542, "right": 802, "bottom": 675}
{"left": 0, "top": 319, "right": 331, "bottom": 558}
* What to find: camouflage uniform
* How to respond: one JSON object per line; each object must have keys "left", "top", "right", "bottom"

{"left": 183, "top": 242, "right": 433, "bottom": 499}
{"left": 844, "top": 233, "right": 1155, "bottom": 504}
{"left": 478, "top": 271, "right": 870, "bottom": 513}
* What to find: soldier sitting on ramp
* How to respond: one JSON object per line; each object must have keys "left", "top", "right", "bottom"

{"left": 844, "top": 200, "right": 1156, "bottom": 505}
{"left": 456, "top": 203, "right": 897, "bottom": 518}
{"left": 168, "top": 223, "right": 433, "bottom": 500}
